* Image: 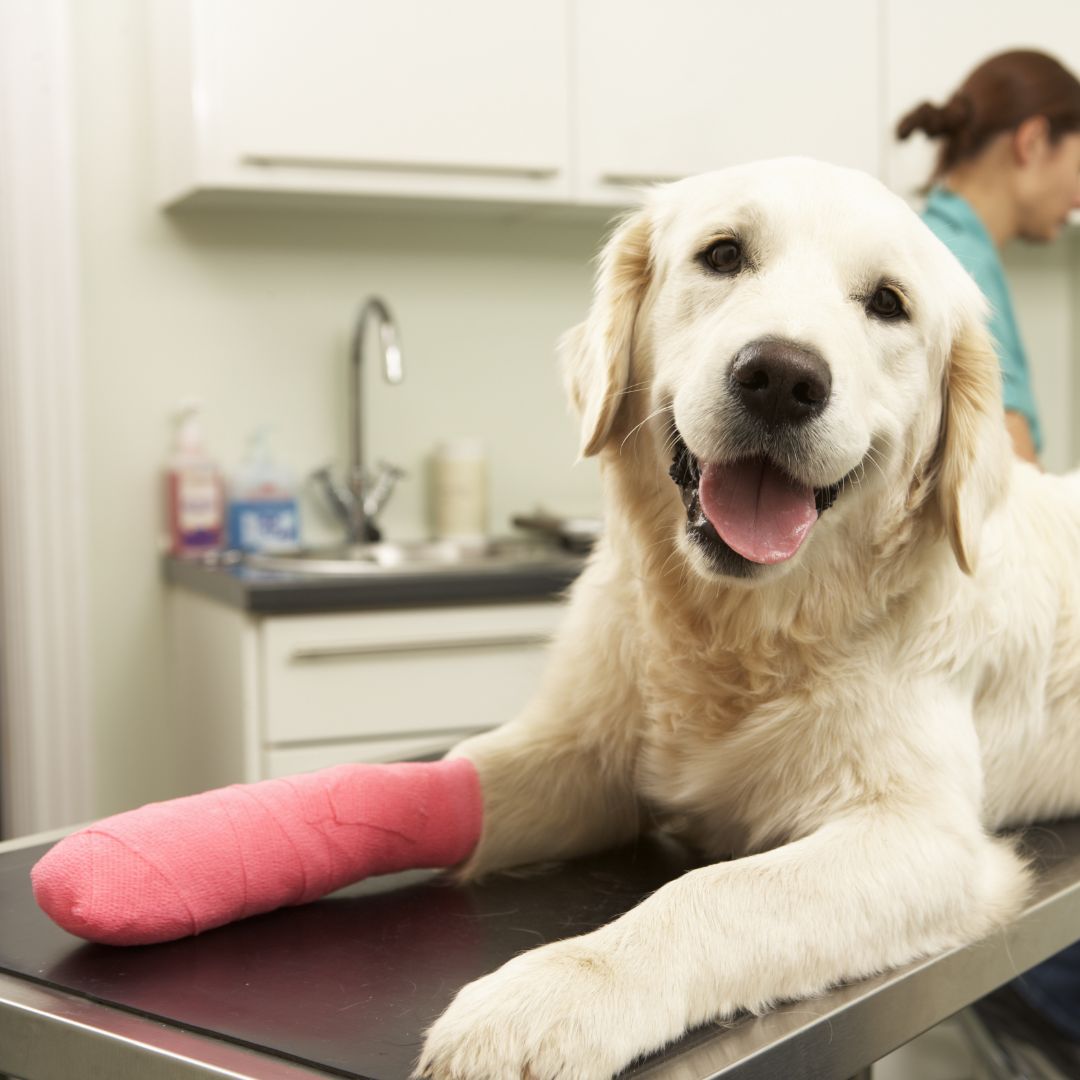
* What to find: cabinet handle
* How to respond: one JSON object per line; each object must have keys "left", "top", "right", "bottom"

{"left": 599, "top": 171, "right": 684, "bottom": 187}
{"left": 242, "top": 154, "right": 561, "bottom": 181}
{"left": 290, "top": 633, "right": 551, "bottom": 662}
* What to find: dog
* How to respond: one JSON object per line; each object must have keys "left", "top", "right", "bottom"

{"left": 415, "top": 157, "right": 1080, "bottom": 1079}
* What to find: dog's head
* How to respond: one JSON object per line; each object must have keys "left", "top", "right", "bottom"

{"left": 563, "top": 158, "right": 1011, "bottom": 585}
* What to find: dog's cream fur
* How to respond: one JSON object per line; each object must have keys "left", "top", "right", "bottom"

{"left": 416, "top": 158, "right": 1080, "bottom": 1080}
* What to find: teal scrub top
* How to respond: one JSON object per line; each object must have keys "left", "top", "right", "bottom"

{"left": 921, "top": 186, "right": 1043, "bottom": 452}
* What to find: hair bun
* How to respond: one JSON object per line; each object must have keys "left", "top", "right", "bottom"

{"left": 940, "top": 94, "right": 973, "bottom": 132}
{"left": 896, "top": 95, "right": 971, "bottom": 140}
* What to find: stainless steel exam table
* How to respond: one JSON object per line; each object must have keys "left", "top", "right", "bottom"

{"left": 2, "top": 819, "right": 1079, "bottom": 1080}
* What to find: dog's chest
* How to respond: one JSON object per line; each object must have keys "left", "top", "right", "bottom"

{"left": 633, "top": 639, "right": 846, "bottom": 857}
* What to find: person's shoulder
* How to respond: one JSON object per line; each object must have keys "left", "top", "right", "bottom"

{"left": 921, "top": 188, "right": 985, "bottom": 244}
{"left": 921, "top": 191, "right": 1002, "bottom": 290}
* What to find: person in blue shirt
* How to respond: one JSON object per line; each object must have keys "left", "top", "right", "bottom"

{"left": 899, "top": 48, "right": 1080, "bottom": 464}
{"left": 898, "top": 49, "right": 1080, "bottom": 1072}
{"left": 921, "top": 186, "right": 1047, "bottom": 458}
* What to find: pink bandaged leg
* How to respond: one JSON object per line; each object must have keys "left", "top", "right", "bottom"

{"left": 31, "top": 758, "right": 482, "bottom": 946}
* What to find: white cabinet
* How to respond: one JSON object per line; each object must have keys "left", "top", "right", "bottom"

{"left": 167, "top": 588, "right": 563, "bottom": 791}
{"left": 573, "top": 0, "right": 882, "bottom": 206}
{"left": 153, "top": 0, "right": 1080, "bottom": 212}
{"left": 151, "top": 0, "right": 571, "bottom": 206}
{"left": 261, "top": 606, "right": 559, "bottom": 744}
{"left": 151, "top": 0, "right": 884, "bottom": 211}
{"left": 884, "top": 0, "right": 1080, "bottom": 199}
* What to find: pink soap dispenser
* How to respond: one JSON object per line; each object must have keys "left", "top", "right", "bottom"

{"left": 165, "top": 400, "right": 225, "bottom": 558}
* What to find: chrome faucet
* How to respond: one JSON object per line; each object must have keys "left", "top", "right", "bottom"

{"left": 312, "top": 296, "right": 406, "bottom": 544}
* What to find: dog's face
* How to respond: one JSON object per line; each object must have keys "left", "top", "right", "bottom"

{"left": 564, "top": 158, "right": 1010, "bottom": 585}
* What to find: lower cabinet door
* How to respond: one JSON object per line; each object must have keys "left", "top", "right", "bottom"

{"left": 261, "top": 603, "right": 564, "bottom": 745}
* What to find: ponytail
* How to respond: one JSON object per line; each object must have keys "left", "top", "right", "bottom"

{"left": 895, "top": 50, "right": 1080, "bottom": 186}
{"left": 896, "top": 96, "right": 972, "bottom": 141}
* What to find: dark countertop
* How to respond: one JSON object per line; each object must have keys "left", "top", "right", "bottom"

{"left": 164, "top": 548, "right": 586, "bottom": 615}
{"left": 1, "top": 834, "right": 696, "bottom": 1080}
{"left": 3, "top": 822, "right": 1080, "bottom": 1080}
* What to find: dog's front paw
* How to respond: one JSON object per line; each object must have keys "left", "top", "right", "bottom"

{"left": 415, "top": 935, "right": 662, "bottom": 1080}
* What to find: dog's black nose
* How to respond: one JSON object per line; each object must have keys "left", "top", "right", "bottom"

{"left": 730, "top": 339, "right": 831, "bottom": 424}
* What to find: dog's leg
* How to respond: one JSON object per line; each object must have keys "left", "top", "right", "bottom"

{"left": 447, "top": 566, "right": 645, "bottom": 877}
{"left": 417, "top": 805, "right": 1027, "bottom": 1080}
{"left": 418, "top": 663, "right": 1031, "bottom": 1080}
{"left": 447, "top": 708, "right": 641, "bottom": 880}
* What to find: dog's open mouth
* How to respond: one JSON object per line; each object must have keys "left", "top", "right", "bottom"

{"left": 669, "top": 429, "right": 843, "bottom": 569}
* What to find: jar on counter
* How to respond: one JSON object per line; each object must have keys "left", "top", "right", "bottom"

{"left": 430, "top": 438, "right": 488, "bottom": 543}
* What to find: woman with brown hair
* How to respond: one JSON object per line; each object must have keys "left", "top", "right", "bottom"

{"left": 897, "top": 48, "right": 1080, "bottom": 465}
{"left": 898, "top": 48, "right": 1080, "bottom": 1071}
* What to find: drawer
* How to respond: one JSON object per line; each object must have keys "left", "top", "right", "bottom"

{"left": 263, "top": 731, "right": 481, "bottom": 777}
{"left": 261, "top": 602, "right": 563, "bottom": 744}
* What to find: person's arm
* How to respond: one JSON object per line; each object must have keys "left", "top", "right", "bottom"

{"left": 937, "top": 238, "right": 1042, "bottom": 468}
{"left": 1005, "top": 410, "right": 1040, "bottom": 466}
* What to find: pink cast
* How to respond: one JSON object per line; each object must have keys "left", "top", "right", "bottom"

{"left": 31, "top": 758, "right": 483, "bottom": 946}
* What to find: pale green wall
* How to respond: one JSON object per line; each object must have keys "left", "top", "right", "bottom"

{"left": 71, "top": 0, "right": 608, "bottom": 814}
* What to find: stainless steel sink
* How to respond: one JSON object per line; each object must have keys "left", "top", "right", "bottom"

{"left": 244, "top": 537, "right": 583, "bottom": 577}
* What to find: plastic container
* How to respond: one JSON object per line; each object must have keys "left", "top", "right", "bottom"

{"left": 165, "top": 401, "right": 225, "bottom": 558}
{"left": 227, "top": 428, "right": 301, "bottom": 554}
{"left": 430, "top": 438, "right": 488, "bottom": 542}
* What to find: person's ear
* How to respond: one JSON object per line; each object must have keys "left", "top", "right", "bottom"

{"left": 1014, "top": 114, "right": 1051, "bottom": 167}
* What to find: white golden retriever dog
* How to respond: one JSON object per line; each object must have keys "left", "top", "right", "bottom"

{"left": 417, "top": 157, "right": 1080, "bottom": 1079}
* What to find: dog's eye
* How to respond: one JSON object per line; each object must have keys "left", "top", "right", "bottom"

{"left": 701, "top": 239, "right": 743, "bottom": 275}
{"left": 867, "top": 285, "right": 906, "bottom": 320}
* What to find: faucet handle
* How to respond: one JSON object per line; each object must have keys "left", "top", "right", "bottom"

{"left": 363, "top": 460, "right": 407, "bottom": 518}
{"left": 309, "top": 463, "right": 353, "bottom": 528}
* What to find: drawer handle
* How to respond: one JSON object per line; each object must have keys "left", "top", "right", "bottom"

{"left": 599, "top": 171, "right": 684, "bottom": 187}
{"left": 242, "top": 154, "right": 561, "bottom": 181}
{"left": 290, "top": 633, "right": 551, "bottom": 662}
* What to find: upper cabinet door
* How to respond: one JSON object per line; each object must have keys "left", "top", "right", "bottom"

{"left": 573, "top": 0, "right": 881, "bottom": 206}
{"left": 156, "top": 0, "right": 571, "bottom": 205}
{"left": 885, "top": 0, "right": 1080, "bottom": 201}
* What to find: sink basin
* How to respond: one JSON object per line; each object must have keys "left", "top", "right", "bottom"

{"left": 244, "top": 537, "right": 583, "bottom": 577}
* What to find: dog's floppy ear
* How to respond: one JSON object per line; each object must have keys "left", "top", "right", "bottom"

{"left": 936, "top": 318, "right": 1011, "bottom": 575}
{"left": 560, "top": 210, "right": 653, "bottom": 457}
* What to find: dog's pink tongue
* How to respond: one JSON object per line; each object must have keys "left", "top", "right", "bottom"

{"left": 699, "top": 460, "right": 818, "bottom": 564}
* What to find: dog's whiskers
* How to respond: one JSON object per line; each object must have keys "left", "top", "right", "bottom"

{"left": 620, "top": 404, "right": 671, "bottom": 454}
{"left": 864, "top": 447, "right": 888, "bottom": 483}
{"left": 595, "top": 380, "right": 652, "bottom": 413}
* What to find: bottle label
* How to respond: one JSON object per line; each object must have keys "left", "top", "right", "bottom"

{"left": 228, "top": 500, "right": 301, "bottom": 553}
{"left": 178, "top": 472, "right": 221, "bottom": 532}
